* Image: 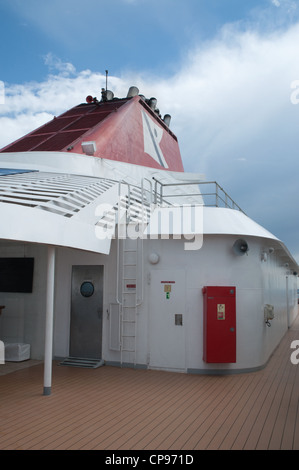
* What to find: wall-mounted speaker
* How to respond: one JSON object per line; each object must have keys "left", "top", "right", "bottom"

{"left": 232, "top": 238, "right": 249, "bottom": 256}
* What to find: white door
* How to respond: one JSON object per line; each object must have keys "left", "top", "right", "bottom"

{"left": 149, "top": 269, "right": 186, "bottom": 371}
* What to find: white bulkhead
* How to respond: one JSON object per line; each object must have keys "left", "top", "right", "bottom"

{"left": 0, "top": 227, "right": 296, "bottom": 374}
{"left": 0, "top": 88, "right": 297, "bottom": 380}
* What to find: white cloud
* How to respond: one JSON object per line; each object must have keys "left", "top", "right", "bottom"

{"left": 271, "top": 0, "right": 298, "bottom": 13}
{"left": 44, "top": 53, "right": 76, "bottom": 77}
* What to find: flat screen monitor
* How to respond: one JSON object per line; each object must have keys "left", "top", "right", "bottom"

{"left": 0, "top": 257, "right": 34, "bottom": 293}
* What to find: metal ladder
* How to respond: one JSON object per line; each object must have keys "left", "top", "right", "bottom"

{"left": 116, "top": 180, "right": 149, "bottom": 366}
{"left": 120, "top": 236, "right": 139, "bottom": 366}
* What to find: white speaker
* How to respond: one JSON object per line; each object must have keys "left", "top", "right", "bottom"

{"left": 233, "top": 238, "right": 249, "bottom": 256}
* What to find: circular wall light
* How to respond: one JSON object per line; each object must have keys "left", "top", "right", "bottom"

{"left": 148, "top": 253, "right": 160, "bottom": 264}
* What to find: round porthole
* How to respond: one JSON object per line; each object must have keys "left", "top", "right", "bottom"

{"left": 80, "top": 281, "right": 94, "bottom": 298}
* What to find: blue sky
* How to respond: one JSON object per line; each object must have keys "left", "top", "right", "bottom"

{"left": 0, "top": 0, "right": 299, "bottom": 262}
{"left": 0, "top": 0, "right": 276, "bottom": 83}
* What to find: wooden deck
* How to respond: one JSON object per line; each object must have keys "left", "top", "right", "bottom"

{"left": 0, "top": 316, "right": 299, "bottom": 451}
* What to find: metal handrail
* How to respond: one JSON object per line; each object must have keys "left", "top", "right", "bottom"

{"left": 198, "top": 181, "right": 244, "bottom": 213}
{"left": 151, "top": 178, "right": 244, "bottom": 213}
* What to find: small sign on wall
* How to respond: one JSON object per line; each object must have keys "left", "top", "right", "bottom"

{"left": 162, "top": 282, "right": 174, "bottom": 299}
{"left": 217, "top": 304, "right": 225, "bottom": 320}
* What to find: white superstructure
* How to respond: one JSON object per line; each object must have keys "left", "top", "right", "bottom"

{"left": 0, "top": 88, "right": 297, "bottom": 393}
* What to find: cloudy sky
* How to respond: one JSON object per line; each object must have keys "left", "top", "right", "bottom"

{"left": 0, "top": 0, "right": 299, "bottom": 262}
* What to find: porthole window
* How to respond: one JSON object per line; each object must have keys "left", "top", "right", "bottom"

{"left": 80, "top": 281, "right": 94, "bottom": 298}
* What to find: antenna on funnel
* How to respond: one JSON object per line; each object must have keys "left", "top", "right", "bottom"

{"left": 101, "top": 70, "right": 112, "bottom": 102}
{"left": 105, "top": 70, "right": 108, "bottom": 92}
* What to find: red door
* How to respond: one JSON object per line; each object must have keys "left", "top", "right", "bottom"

{"left": 202, "top": 286, "right": 236, "bottom": 363}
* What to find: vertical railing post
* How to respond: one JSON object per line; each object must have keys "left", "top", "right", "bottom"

{"left": 215, "top": 183, "right": 219, "bottom": 207}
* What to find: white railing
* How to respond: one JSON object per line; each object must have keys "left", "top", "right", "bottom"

{"left": 152, "top": 178, "right": 244, "bottom": 213}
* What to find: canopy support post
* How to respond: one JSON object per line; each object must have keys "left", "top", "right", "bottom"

{"left": 43, "top": 246, "right": 55, "bottom": 396}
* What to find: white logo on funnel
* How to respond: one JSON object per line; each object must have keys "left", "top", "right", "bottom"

{"left": 142, "top": 111, "right": 168, "bottom": 168}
